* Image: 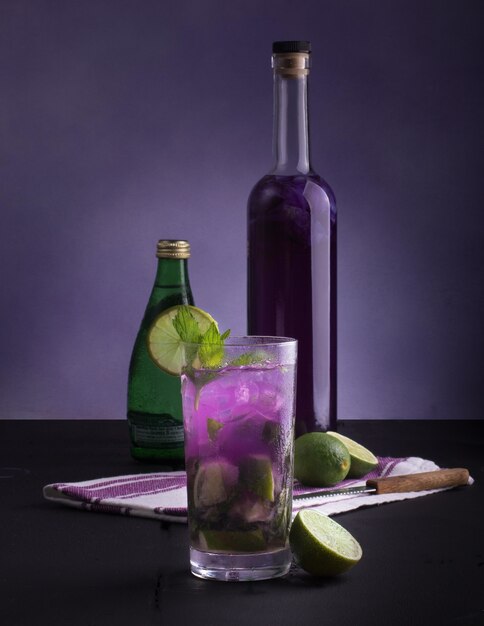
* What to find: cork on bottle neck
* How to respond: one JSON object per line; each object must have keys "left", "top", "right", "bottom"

{"left": 272, "top": 52, "right": 310, "bottom": 77}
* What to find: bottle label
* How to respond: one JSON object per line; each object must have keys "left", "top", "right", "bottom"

{"left": 128, "top": 412, "right": 184, "bottom": 449}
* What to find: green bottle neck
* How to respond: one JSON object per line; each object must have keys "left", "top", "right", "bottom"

{"left": 154, "top": 257, "right": 191, "bottom": 288}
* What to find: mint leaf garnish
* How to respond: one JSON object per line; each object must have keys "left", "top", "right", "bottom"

{"left": 201, "top": 322, "right": 221, "bottom": 344}
{"left": 171, "top": 306, "right": 231, "bottom": 377}
{"left": 229, "top": 350, "right": 268, "bottom": 367}
{"left": 220, "top": 328, "right": 231, "bottom": 341}
{"left": 199, "top": 322, "right": 228, "bottom": 369}
{"left": 172, "top": 306, "right": 202, "bottom": 343}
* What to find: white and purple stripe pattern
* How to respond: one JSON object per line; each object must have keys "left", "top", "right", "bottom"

{"left": 43, "top": 456, "right": 446, "bottom": 523}
{"left": 44, "top": 471, "right": 189, "bottom": 522}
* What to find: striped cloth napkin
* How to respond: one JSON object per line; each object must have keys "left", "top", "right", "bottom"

{"left": 43, "top": 456, "right": 471, "bottom": 523}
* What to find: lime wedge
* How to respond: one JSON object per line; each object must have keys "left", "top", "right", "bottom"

{"left": 147, "top": 305, "right": 216, "bottom": 375}
{"left": 239, "top": 454, "right": 275, "bottom": 502}
{"left": 193, "top": 461, "right": 226, "bottom": 508}
{"left": 199, "top": 529, "right": 266, "bottom": 553}
{"left": 326, "top": 431, "right": 378, "bottom": 478}
{"left": 289, "top": 510, "right": 362, "bottom": 577}
{"left": 193, "top": 460, "right": 238, "bottom": 508}
{"left": 207, "top": 418, "right": 224, "bottom": 442}
{"left": 229, "top": 495, "right": 273, "bottom": 523}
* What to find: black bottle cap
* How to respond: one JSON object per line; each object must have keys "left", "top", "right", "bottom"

{"left": 272, "top": 41, "right": 311, "bottom": 54}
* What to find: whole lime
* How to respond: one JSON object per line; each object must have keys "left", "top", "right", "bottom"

{"left": 294, "top": 432, "right": 350, "bottom": 487}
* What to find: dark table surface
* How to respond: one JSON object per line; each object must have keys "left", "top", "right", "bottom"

{"left": 1, "top": 419, "right": 483, "bottom": 626}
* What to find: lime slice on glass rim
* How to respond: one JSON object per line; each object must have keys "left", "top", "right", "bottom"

{"left": 326, "top": 431, "right": 378, "bottom": 478}
{"left": 289, "top": 509, "right": 362, "bottom": 577}
{"left": 147, "top": 305, "right": 216, "bottom": 375}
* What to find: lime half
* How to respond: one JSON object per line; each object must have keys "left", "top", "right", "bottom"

{"left": 147, "top": 305, "right": 216, "bottom": 375}
{"left": 326, "top": 431, "right": 378, "bottom": 478}
{"left": 289, "top": 510, "right": 362, "bottom": 577}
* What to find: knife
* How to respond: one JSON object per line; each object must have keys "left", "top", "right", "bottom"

{"left": 292, "top": 468, "right": 469, "bottom": 501}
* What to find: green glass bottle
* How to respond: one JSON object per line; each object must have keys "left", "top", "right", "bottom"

{"left": 127, "top": 240, "right": 193, "bottom": 465}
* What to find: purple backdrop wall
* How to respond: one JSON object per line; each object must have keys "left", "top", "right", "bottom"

{"left": 1, "top": 0, "right": 483, "bottom": 420}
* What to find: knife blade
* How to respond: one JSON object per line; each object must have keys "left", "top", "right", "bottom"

{"left": 292, "top": 467, "right": 469, "bottom": 501}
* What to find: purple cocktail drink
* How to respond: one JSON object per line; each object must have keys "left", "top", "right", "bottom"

{"left": 181, "top": 337, "right": 297, "bottom": 581}
{"left": 248, "top": 173, "right": 336, "bottom": 435}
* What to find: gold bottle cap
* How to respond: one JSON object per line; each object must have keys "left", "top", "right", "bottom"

{"left": 156, "top": 240, "right": 191, "bottom": 259}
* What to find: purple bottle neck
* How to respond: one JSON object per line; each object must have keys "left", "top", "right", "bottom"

{"left": 271, "top": 53, "right": 312, "bottom": 176}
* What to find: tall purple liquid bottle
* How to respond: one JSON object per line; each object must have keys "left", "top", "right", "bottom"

{"left": 247, "top": 41, "right": 337, "bottom": 435}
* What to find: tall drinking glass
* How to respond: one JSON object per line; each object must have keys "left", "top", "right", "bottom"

{"left": 180, "top": 336, "right": 297, "bottom": 581}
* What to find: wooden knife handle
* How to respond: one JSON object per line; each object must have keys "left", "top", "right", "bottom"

{"left": 366, "top": 468, "right": 469, "bottom": 494}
